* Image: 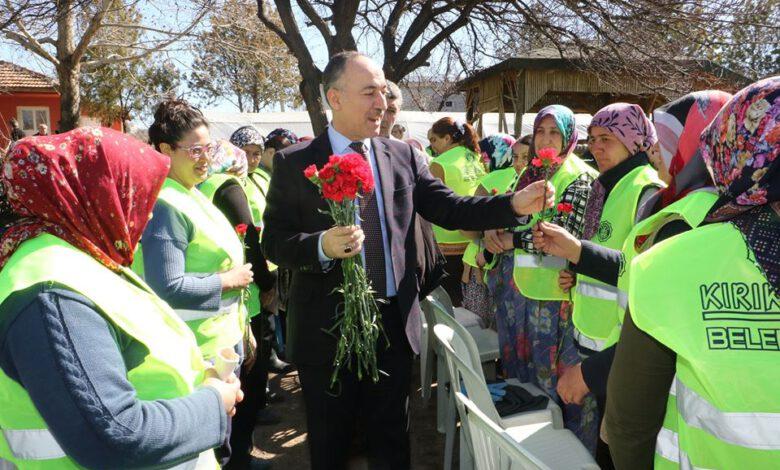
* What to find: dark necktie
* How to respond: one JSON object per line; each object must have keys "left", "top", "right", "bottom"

{"left": 349, "top": 141, "right": 388, "bottom": 298}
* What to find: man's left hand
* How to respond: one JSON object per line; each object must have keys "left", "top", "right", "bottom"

{"left": 557, "top": 362, "right": 590, "bottom": 405}
{"left": 511, "top": 180, "right": 555, "bottom": 215}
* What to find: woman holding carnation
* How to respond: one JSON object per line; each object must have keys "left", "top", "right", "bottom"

{"left": 533, "top": 92, "right": 732, "bottom": 409}
{"left": 427, "top": 117, "right": 486, "bottom": 306}
{"left": 485, "top": 105, "right": 600, "bottom": 452}
{"left": 135, "top": 99, "right": 253, "bottom": 464}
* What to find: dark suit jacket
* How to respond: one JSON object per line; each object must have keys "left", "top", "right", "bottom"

{"left": 261, "top": 132, "right": 520, "bottom": 365}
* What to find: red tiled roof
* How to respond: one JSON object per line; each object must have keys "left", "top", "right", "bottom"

{"left": 0, "top": 60, "right": 57, "bottom": 91}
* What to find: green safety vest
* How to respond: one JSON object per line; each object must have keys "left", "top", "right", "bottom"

{"left": 571, "top": 164, "right": 663, "bottom": 350}
{"left": 198, "top": 171, "right": 271, "bottom": 318}
{"left": 512, "top": 155, "right": 598, "bottom": 301}
{"left": 134, "top": 178, "right": 246, "bottom": 360}
{"left": 630, "top": 222, "right": 780, "bottom": 469}
{"left": 431, "top": 146, "right": 486, "bottom": 245}
{"left": 0, "top": 234, "right": 218, "bottom": 469}
{"left": 603, "top": 189, "right": 718, "bottom": 348}
{"left": 462, "top": 167, "right": 518, "bottom": 268}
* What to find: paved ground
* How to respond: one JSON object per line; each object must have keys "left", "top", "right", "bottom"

{"left": 251, "top": 361, "right": 452, "bottom": 469}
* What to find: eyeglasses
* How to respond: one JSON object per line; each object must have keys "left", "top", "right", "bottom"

{"left": 175, "top": 142, "right": 215, "bottom": 160}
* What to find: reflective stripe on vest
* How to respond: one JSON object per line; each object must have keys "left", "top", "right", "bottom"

{"left": 675, "top": 377, "right": 780, "bottom": 450}
{"left": 175, "top": 296, "right": 240, "bottom": 322}
{"left": 655, "top": 428, "right": 705, "bottom": 470}
{"left": 514, "top": 254, "right": 567, "bottom": 270}
{"left": 574, "top": 329, "right": 605, "bottom": 351}
{"left": 576, "top": 281, "right": 619, "bottom": 301}
{"left": 2, "top": 429, "right": 65, "bottom": 460}
{"left": 1, "top": 428, "right": 210, "bottom": 468}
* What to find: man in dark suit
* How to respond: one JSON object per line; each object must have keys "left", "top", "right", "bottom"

{"left": 261, "top": 51, "right": 553, "bottom": 469}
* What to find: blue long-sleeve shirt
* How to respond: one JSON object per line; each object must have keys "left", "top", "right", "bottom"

{"left": 0, "top": 284, "right": 227, "bottom": 468}
{"left": 142, "top": 199, "right": 222, "bottom": 311}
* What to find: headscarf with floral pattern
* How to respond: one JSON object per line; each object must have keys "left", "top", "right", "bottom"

{"left": 479, "top": 133, "right": 517, "bottom": 171}
{"left": 0, "top": 127, "right": 169, "bottom": 270}
{"left": 700, "top": 76, "right": 780, "bottom": 293}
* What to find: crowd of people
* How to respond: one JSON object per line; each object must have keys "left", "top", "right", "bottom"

{"left": 0, "top": 49, "right": 777, "bottom": 470}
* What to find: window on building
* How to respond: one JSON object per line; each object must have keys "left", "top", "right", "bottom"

{"left": 18, "top": 107, "right": 50, "bottom": 135}
{"left": 445, "top": 100, "right": 453, "bottom": 108}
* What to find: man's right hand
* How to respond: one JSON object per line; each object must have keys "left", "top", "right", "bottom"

{"left": 322, "top": 225, "right": 365, "bottom": 259}
{"left": 220, "top": 263, "right": 254, "bottom": 291}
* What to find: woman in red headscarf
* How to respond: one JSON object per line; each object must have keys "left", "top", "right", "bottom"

{"left": 0, "top": 128, "right": 241, "bottom": 469}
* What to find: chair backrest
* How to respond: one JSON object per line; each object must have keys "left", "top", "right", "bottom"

{"left": 430, "top": 285, "right": 454, "bottom": 314}
{"left": 455, "top": 391, "right": 549, "bottom": 470}
{"left": 426, "top": 295, "right": 483, "bottom": 372}
{"left": 434, "top": 323, "right": 502, "bottom": 424}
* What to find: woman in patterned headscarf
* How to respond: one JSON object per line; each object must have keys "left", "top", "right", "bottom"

{"left": 607, "top": 76, "right": 780, "bottom": 469}
{"left": 485, "top": 105, "right": 600, "bottom": 453}
{"left": 0, "top": 128, "right": 239, "bottom": 468}
{"left": 533, "top": 92, "right": 732, "bottom": 464}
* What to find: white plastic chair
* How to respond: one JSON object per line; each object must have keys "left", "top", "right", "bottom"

{"left": 434, "top": 322, "right": 563, "bottom": 470}
{"left": 455, "top": 391, "right": 600, "bottom": 470}
{"left": 430, "top": 286, "right": 482, "bottom": 328}
{"left": 419, "top": 290, "right": 499, "bottom": 434}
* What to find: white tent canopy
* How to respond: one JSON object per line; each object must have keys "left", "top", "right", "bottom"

{"left": 203, "top": 110, "right": 593, "bottom": 147}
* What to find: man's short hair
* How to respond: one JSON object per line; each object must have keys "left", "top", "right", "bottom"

{"left": 322, "top": 51, "right": 365, "bottom": 105}
{"left": 386, "top": 80, "right": 403, "bottom": 108}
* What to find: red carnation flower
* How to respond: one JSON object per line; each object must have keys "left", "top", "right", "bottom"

{"left": 534, "top": 148, "right": 562, "bottom": 168}
{"left": 235, "top": 224, "right": 248, "bottom": 236}
{"left": 557, "top": 202, "right": 573, "bottom": 214}
{"left": 304, "top": 164, "right": 318, "bottom": 179}
{"left": 491, "top": 188, "right": 499, "bottom": 195}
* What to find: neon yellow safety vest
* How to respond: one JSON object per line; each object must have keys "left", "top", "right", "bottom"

{"left": 134, "top": 178, "right": 246, "bottom": 360}
{"left": 432, "top": 146, "right": 486, "bottom": 245}
{"left": 571, "top": 164, "right": 663, "bottom": 351}
{"left": 603, "top": 189, "right": 718, "bottom": 348}
{"left": 244, "top": 168, "right": 277, "bottom": 271}
{"left": 630, "top": 222, "right": 780, "bottom": 469}
{"left": 513, "top": 155, "right": 599, "bottom": 301}
{"left": 198, "top": 172, "right": 267, "bottom": 318}
{"left": 462, "top": 167, "right": 519, "bottom": 268}
{"left": 0, "top": 234, "right": 218, "bottom": 469}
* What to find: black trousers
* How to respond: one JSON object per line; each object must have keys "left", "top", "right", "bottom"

{"left": 227, "top": 312, "right": 272, "bottom": 467}
{"left": 440, "top": 254, "right": 464, "bottom": 307}
{"left": 297, "top": 300, "right": 413, "bottom": 470}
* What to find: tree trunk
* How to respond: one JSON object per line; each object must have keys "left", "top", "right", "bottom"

{"left": 57, "top": 59, "right": 81, "bottom": 131}
{"left": 56, "top": 0, "right": 80, "bottom": 132}
{"left": 299, "top": 67, "right": 326, "bottom": 135}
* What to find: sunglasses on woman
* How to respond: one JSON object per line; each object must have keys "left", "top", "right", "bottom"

{"left": 175, "top": 142, "right": 216, "bottom": 160}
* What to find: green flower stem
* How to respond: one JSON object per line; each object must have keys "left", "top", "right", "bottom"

{"left": 325, "top": 198, "right": 387, "bottom": 388}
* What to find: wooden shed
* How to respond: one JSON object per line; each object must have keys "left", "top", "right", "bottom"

{"left": 460, "top": 47, "right": 749, "bottom": 136}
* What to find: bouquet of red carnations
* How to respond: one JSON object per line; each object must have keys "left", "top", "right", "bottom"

{"left": 304, "top": 153, "right": 386, "bottom": 387}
